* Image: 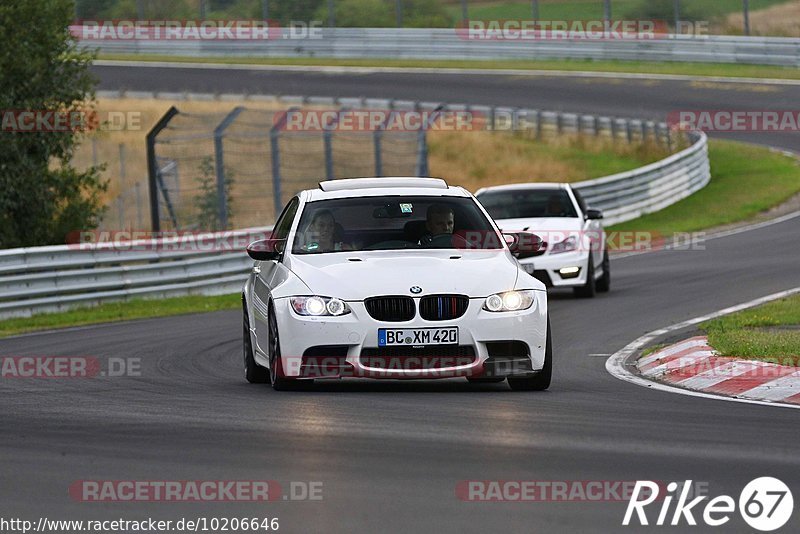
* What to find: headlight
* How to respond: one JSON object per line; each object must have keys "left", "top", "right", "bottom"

{"left": 290, "top": 296, "right": 351, "bottom": 316}
{"left": 483, "top": 290, "right": 536, "bottom": 312}
{"left": 550, "top": 235, "right": 577, "bottom": 254}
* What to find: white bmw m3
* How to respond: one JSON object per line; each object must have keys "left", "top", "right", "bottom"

{"left": 242, "top": 177, "right": 551, "bottom": 391}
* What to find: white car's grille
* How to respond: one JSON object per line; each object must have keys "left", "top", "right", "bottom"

{"left": 364, "top": 296, "right": 416, "bottom": 322}
{"left": 419, "top": 295, "right": 469, "bottom": 321}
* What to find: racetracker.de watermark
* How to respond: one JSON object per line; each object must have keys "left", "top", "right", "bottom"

{"left": 70, "top": 19, "right": 323, "bottom": 40}
{"left": 274, "top": 109, "right": 483, "bottom": 132}
{"left": 456, "top": 19, "right": 670, "bottom": 40}
{"left": 1, "top": 109, "right": 141, "bottom": 133}
{"left": 0, "top": 356, "right": 140, "bottom": 379}
{"left": 668, "top": 110, "right": 800, "bottom": 132}
{"left": 456, "top": 480, "right": 709, "bottom": 502}
{"left": 68, "top": 480, "right": 323, "bottom": 502}
{"left": 66, "top": 230, "right": 271, "bottom": 252}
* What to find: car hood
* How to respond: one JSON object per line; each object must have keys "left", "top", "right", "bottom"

{"left": 494, "top": 217, "right": 584, "bottom": 244}
{"left": 287, "top": 250, "right": 522, "bottom": 301}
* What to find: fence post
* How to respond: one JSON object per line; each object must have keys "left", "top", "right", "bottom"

{"left": 213, "top": 106, "right": 244, "bottom": 230}
{"left": 416, "top": 104, "right": 444, "bottom": 177}
{"left": 323, "top": 106, "right": 348, "bottom": 181}
{"left": 626, "top": 120, "right": 633, "bottom": 143}
{"left": 271, "top": 108, "right": 296, "bottom": 217}
{"left": 117, "top": 196, "right": 125, "bottom": 230}
{"left": 146, "top": 106, "right": 179, "bottom": 232}
{"left": 374, "top": 101, "right": 395, "bottom": 177}
{"left": 119, "top": 143, "right": 126, "bottom": 181}
{"left": 135, "top": 182, "right": 143, "bottom": 229}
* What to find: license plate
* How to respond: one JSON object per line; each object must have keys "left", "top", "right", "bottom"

{"left": 378, "top": 327, "right": 458, "bottom": 347}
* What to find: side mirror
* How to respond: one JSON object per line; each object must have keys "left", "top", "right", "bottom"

{"left": 585, "top": 208, "right": 603, "bottom": 220}
{"left": 503, "top": 232, "right": 544, "bottom": 260}
{"left": 246, "top": 239, "right": 284, "bottom": 261}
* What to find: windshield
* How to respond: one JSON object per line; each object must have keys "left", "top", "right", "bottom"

{"left": 291, "top": 195, "right": 503, "bottom": 254}
{"left": 477, "top": 188, "right": 579, "bottom": 219}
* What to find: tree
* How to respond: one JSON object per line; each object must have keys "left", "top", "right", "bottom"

{"left": 0, "top": 0, "right": 107, "bottom": 248}
{"left": 195, "top": 156, "right": 234, "bottom": 232}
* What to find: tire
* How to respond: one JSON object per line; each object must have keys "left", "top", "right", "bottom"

{"left": 268, "top": 302, "right": 308, "bottom": 391}
{"left": 573, "top": 252, "right": 596, "bottom": 299}
{"left": 596, "top": 249, "right": 610, "bottom": 293}
{"left": 243, "top": 304, "right": 270, "bottom": 384}
{"left": 508, "top": 318, "right": 552, "bottom": 391}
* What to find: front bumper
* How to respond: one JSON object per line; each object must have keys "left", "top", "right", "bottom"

{"left": 268, "top": 293, "right": 548, "bottom": 379}
{"left": 519, "top": 250, "right": 590, "bottom": 288}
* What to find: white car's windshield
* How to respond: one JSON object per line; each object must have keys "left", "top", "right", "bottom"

{"left": 477, "top": 189, "right": 579, "bottom": 219}
{"left": 291, "top": 195, "right": 502, "bottom": 254}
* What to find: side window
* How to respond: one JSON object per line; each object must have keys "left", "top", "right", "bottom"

{"left": 572, "top": 189, "right": 588, "bottom": 216}
{"left": 272, "top": 197, "right": 300, "bottom": 241}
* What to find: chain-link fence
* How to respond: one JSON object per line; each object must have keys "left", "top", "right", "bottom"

{"left": 146, "top": 96, "right": 422, "bottom": 231}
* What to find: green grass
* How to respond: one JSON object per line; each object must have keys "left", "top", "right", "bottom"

{"left": 98, "top": 54, "right": 800, "bottom": 81}
{"left": 0, "top": 294, "right": 240, "bottom": 338}
{"left": 609, "top": 140, "right": 800, "bottom": 235}
{"left": 453, "top": 0, "right": 790, "bottom": 22}
{"left": 701, "top": 294, "right": 800, "bottom": 365}
{"left": 641, "top": 343, "right": 668, "bottom": 358}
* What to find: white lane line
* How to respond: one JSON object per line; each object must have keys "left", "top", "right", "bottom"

{"left": 640, "top": 351, "right": 715, "bottom": 378}
{"left": 739, "top": 371, "right": 800, "bottom": 402}
{"left": 605, "top": 286, "right": 800, "bottom": 410}
{"left": 676, "top": 360, "right": 759, "bottom": 390}
{"left": 637, "top": 337, "right": 708, "bottom": 367}
{"left": 92, "top": 59, "right": 800, "bottom": 86}
{"left": 612, "top": 210, "right": 800, "bottom": 261}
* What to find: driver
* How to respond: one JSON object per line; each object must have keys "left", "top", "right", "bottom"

{"left": 419, "top": 204, "right": 454, "bottom": 246}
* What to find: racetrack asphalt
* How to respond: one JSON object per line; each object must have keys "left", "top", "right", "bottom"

{"left": 0, "top": 65, "right": 798, "bottom": 532}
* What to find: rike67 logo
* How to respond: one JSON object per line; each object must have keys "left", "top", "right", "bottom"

{"left": 623, "top": 478, "right": 793, "bottom": 531}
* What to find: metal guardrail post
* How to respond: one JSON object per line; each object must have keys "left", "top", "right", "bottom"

{"left": 213, "top": 106, "right": 245, "bottom": 230}
{"left": 146, "top": 106, "right": 179, "bottom": 232}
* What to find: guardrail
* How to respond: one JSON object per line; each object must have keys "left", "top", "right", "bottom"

{"left": 80, "top": 28, "right": 800, "bottom": 67}
{"left": 0, "top": 96, "right": 709, "bottom": 320}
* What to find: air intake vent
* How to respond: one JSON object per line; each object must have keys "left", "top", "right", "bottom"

{"left": 365, "top": 296, "right": 415, "bottom": 322}
{"left": 419, "top": 295, "right": 469, "bottom": 321}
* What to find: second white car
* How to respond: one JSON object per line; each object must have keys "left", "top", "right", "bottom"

{"left": 475, "top": 183, "right": 609, "bottom": 298}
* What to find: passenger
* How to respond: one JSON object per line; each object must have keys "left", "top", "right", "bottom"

{"left": 302, "top": 210, "right": 348, "bottom": 252}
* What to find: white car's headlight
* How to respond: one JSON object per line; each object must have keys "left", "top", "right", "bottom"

{"left": 483, "top": 290, "right": 536, "bottom": 312}
{"left": 550, "top": 235, "right": 578, "bottom": 254}
{"left": 290, "top": 296, "right": 351, "bottom": 316}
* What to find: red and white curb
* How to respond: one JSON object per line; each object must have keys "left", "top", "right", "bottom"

{"left": 606, "top": 286, "right": 800, "bottom": 410}
{"left": 637, "top": 336, "right": 800, "bottom": 406}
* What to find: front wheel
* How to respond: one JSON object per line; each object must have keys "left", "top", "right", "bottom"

{"left": 596, "top": 249, "right": 610, "bottom": 293}
{"left": 508, "top": 318, "right": 552, "bottom": 391}
{"left": 268, "top": 303, "right": 309, "bottom": 391}
{"left": 243, "top": 306, "right": 269, "bottom": 384}
{"left": 573, "top": 253, "right": 596, "bottom": 299}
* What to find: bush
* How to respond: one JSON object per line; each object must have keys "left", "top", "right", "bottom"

{"left": 316, "top": 0, "right": 451, "bottom": 28}
{"left": 621, "top": 0, "right": 711, "bottom": 23}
